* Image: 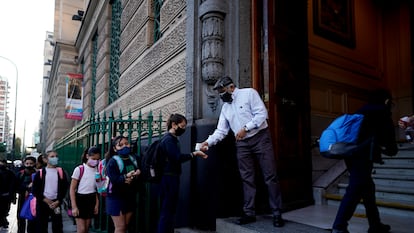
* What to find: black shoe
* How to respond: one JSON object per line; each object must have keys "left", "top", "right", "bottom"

{"left": 236, "top": 215, "right": 256, "bottom": 225}
{"left": 368, "top": 223, "right": 391, "bottom": 233}
{"left": 273, "top": 215, "right": 285, "bottom": 227}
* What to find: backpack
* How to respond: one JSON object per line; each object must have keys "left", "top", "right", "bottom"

{"left": 97, "top": 155, "right": 138, "bottom": 195}
{"left": 319, "top": 113, "right": 371, "bottom": 159}
{"left": 141, "top": 137, "right": 166, "bottom": 183}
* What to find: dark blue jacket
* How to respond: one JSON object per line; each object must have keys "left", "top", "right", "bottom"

{"left": 161, "top": 132, "right": 193, "bottom": 176}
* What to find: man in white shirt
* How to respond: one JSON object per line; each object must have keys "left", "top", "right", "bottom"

{"left": 199, "top": 76, "right": 284, "bottom": 227}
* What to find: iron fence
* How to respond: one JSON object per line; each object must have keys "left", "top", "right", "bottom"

{"left": 54, "top": 110, "right": 164, "bottom": 232}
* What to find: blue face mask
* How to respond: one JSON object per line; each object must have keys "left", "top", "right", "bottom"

{"left": 117, "top": 147, "right": 131, "bottom": 156}
{"left": 48, "top": 157, "right": 59, "bottom": 166}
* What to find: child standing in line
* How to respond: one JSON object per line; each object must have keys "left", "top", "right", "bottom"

{"left": 105, "top": 136, "right": 141, "bottom": 233}
{"left": 69, "top": 146, "right": 101, "bottom": 233}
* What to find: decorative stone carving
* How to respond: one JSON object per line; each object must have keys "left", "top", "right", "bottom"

{"left": 201, "top": 12, "right": 225, "bottom": 111}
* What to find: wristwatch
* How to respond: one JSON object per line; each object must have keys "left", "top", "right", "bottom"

{"left": 243, "top": 126, "right": 250, "bottom": 132}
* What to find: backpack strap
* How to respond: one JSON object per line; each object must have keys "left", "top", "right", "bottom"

{"left": 112, "top": 155, "right": 124, "bottom": 172}
{"left": 112, "top": 155, "right": 138, "bottom": 172}
{"left": 129, "top": 155, "right": 138, "bottom": 168}
{"left": 78, "top": 165, "right": 85, "bottom": 181}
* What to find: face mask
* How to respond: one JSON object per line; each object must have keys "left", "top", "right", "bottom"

{"left": 117, "top": 147, "right": 131, "bottom": 156}
{"left": 48, "top": 157, "right": 59, "bottom": 166}
{"left": 25, "top": 166, "right": 35, "bottom": 170}
{"left": 175, "top": 127, "right": 186, "bottom": 136}
{"left": 220, "top": 91, "right": 233, "bottom": 103}
{"left": 87, "top": 159, "right": 99, "bottom": 167}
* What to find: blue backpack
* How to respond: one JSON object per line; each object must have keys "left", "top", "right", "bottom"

{"left": 319, "top": 114, "right": 370, "bottom": 159}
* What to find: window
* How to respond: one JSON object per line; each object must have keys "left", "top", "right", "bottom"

{"left": 154, "top": 0, "right": 163, "bottom": 42}
{"left": 109, "top": 0, "right": 122, "bottom": 104}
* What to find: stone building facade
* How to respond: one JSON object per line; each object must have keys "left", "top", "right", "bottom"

{"left": 42, "top": 0, "right": 413, "bottom": 230}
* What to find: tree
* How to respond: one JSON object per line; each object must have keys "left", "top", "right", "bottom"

{"left": 15, "top": 137, "right": 22, "bottom": 159}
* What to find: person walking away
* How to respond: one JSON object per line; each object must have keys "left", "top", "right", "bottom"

{"left": 70, "top": 146, "right": 101, "bottom": 233}
{"left": 32, "top": 150, "right": 69, "bottom": 233}
{"left": 16, "top": 156, "right": 37, "bottom": 233}
{"left": 0, "top": 158, "right": 17, "bottom": 230}
{"left": 156, "top": 114, "right": 208, "bottom": 233}
{"left": 105, "top": 136, "right": 141, "bottom": 233}
{"left": 331, "top": 89, "right": 398, "bottom": 233}
{"left": 199, "top": 76, "right": 285, "bottom": 227}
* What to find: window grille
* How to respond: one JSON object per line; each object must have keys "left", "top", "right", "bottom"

{"left": 109, "top": 0, "right": 122, "bottom": 104}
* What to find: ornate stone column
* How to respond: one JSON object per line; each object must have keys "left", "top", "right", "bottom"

{"left": 199, "top": 0, "right": 227, "bottom": 111}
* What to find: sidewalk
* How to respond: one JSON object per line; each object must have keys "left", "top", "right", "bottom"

{"left": 4, "top": 201, "right": 413, "bottom": 233}
{"left": 2, "top": 202, "right": 76, "bottom": 233}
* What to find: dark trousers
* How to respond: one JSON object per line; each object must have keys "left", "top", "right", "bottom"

{"left": 157, "top": 175, "right": 179, "bottom": 233}
{"left": 236, "top": 128, "right": 283, "bottom": 217}
{"left": 0, "top": 196, "right": 12, "bottom": 227}
{"left": 36, "top": 200, "right": 63, "bottom": 233}
{"left": 333, "top": 157, "right": 381, "bottom": 230}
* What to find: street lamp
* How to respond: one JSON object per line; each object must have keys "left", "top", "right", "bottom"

{"left": 0, "top": 55, "right": 18, "bottom": 161}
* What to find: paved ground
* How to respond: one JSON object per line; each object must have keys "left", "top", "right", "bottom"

{"left": 1, "top": 201, "right": 76, "bottom": 233}
{"left": 3, "top": 200, "right": 413, "bottom": 233}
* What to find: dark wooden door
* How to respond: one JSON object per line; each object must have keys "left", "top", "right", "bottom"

{"left": 252, "top": 0, "right": 314, "bottom": 210}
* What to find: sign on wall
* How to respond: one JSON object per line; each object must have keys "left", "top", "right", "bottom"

{"left": 65, "top": 73, "right": 83, "bottom": 120}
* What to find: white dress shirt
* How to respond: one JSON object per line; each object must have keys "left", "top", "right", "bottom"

{"left": 206, "top": 87, "right": 269, "bottom": 146}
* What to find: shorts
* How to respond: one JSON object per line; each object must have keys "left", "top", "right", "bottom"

{"left": 106, "top": 196, "right": 136, "bottom": 216}
{"left": 75, "top": 193, "right": 97, "bottom": 219}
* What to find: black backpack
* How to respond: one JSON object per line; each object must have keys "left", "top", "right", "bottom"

{"left": 141, "top": 137, "right": 166, "bottom": 183}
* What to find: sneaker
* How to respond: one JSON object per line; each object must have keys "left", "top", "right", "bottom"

{"left": 368, "top": 223, "right": 391, "bottom": 233}
{"left": 235, "top": 214, "right": 256, "bottom": 225}
{"left": 273, "top": 215, "right": 285, "bottom": 227}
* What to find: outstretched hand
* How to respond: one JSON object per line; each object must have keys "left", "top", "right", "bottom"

{"left": 192, "top": 151, "right": 208, "bottom": 159}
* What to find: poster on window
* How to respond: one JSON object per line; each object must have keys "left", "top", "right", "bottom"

{"left": 65, "top": 73, "right": 83, "bottom": 120}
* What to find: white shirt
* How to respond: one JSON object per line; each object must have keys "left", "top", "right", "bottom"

{"left": 206, "top": 87, "right": 268, "bottom": 146}
{"left": 43, "top": 167, "right": 59, "bottom": 200}
{"left": 71, "top": 163, "right": 98, "bottom": 194}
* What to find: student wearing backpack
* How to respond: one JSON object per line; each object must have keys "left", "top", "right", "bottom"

{"left": 16, "top": 156, "right": 37, "bottom": 233}
{"left": 156, "top": 113, "right": 208, "bottom": 233}
{"left": 331, "top": 89, "right": 398, "bottom": 233}
{"left": 105, "top": 136, "right": 141, "bottom": 233}
{"left": 32, "top": 150, "right": 69, "bottom": 233}
{"left": 69, "top": 146, "right": 101, "bottom": 233}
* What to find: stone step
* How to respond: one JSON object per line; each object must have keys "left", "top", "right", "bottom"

{"left": 372, "top": 173, "right": 414, "bottom": 181}
{"left": 373, "top": 167, "right": 414, "bottom": 176}
{"left": 378, "top": 158, "right": 414, "bottom": 167}
{"left": 325, "top": 193, "right": 414, "bottom": 217}
{"left": 373, "top": 176, "right": 414, "bottom": 188}
{"left": 336, "top": 183, "right": 414, "bottom": 205}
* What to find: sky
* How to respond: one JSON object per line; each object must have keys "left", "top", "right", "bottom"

{"left": 0, "top": 0, "right": 55, "bottom": 148}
